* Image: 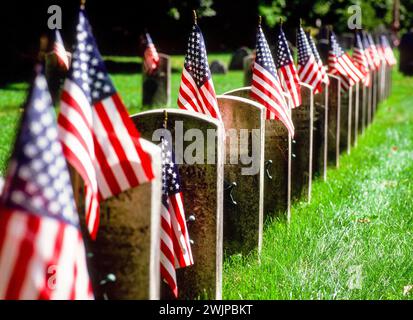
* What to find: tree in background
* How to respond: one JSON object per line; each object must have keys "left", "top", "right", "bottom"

{"left": 258, "top": 0, "right": 412, "bottom": 34}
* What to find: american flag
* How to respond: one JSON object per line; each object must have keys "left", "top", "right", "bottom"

{"left": 352, "top": 31, "right": 370, "bottom": 86}
{"left": 57, "top": 9, "right": 154, "bottom": 240}
{"left": 306, "top": 32, "right": 329, "bottom": 85}
{"left": 0, "top": 70, "right": 93, "bottom": 300}
{"left": 362, "top": 32, "right": 376, "bottom": 72}
{"left": 250, "top": 25, "right": 294, "bottom": 136}
{"left": 367, "top": 33, "right": 381, "bottom": 70}
{"left": 177, "top": 24, "right": 222, "bottom": 121}
{"left": 143, "top": 32, "right": 160, "bottom": 76}
{"left": 159, "top": 134, "right": 193, "bottom": 298}
{"left": 328, "top": 31, "right": 364, "bottom": 90}
{"left": 53, "top": 29, "right": 69, "bottom": 71}
{"left": 275, "top": 25, "right": 301, "bottom": 108}
{"left": 380, "top": 35, "right": 397, "bottom": 67}
{"left": 297, "top": 26, "right": 324, "bottom": 94}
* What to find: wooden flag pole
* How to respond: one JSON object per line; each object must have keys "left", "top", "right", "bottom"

{"left": 163, "top": 109, "right": 168, "bottom": 129}
{"left": 192, "top": 10, "right": 197, "bottom": 24}
{"left": 37, "top": 35, "right": 48, "bottom": 63}
{"left": 81, "top": 0, "right": 86, "bottom": 9}
{"left": 258, "top": 15, "right": 262, "bottom": 26}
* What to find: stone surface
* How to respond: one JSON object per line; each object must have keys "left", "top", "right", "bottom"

{"left": 131, "top": 109, "right": 224, "bottom": 300}
{"left": 327, "top": 74, "right": 341, "bottom": 168}
{"left": 367, "top": 71, "right": 373, "bottom": 125}
{"left": 82, "top": 139, "right": 162, "bottom": 300}
{"left": 372, "top": 70, "right": 378, "bottom": 118}
{"left": 243, "top": 55, "right": 254, "bottom": 86}
{"left": 358, "top": 81, "right": 367, "bottom": 134}
{"left": 216, "top": 95, "right": 264, "bottom": 255}
{"left": 351, "top": 82, "right": 359, "bottom": 146}
{"left": 339, "top": 85, "right": 352, "bottom": 154}
{"left": 229, "top": 47, "right": 251, "bottom": 70}
{"left": 291, "top": 83, "right": 313, "bottom": 202}
{"left": 313, "top": 83, "right": 328, "bottom": 180}
{"left": 399, "top": 31, "right": 413, "bottom": 75}
{"left": 142, "top": 53, "right": 171, "bottom": 107}
{"left": 210, "top": 60, "right": 227, "bottom": 74}
{"left": 222, "top": 87, "right": 291, "bottom": 220}
{"left": 45, "top": 51, "right": 71, "bottom": 105}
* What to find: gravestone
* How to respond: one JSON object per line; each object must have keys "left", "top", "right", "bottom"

{"left": 243, "top": 55, "right": 254, "bottom": 86}
{"left": 131, "top": 109, "right": 225, "bottom": 300}
{"left": 45, "top": 51, "right": 71, "bottom": 105}
{"left": 229, "top": 47, "right": 251, "bottom": 70}
{"left": 399, "top": 30, "right": 413, "bottom": 75}
{"left": 339, "top": 85, "right": 353, "bottom": 154}
{"left": 313, "top": 83, "right": 328, "bottom": 181}
{"left": 210, "top": 60, "right": 227, "bottom": 74}
{"left": 371, "top": 70, "right": 378, "bottom": 118}
{"left": 82, "top": 139, "right": 163, "bottom": 300}
{"left": 222, "top": 87, "right": 291, "bottom": 221}
{"left": 327, "top": 74, "right": 341, "bottom": 168}
{"left": 351, "top": 82, "right": 359, "bottom": 146}
{"left": 367, "top": 71, "right": 373, "bottom": 125}
{"left": 358, "top": 81, "right": 367, "bottom": 134}
{"left": 216, "top": 95, "right": 264, "bottom": 255}
{"left": 291, "top": 83, "right": 313, "bottom": 202}
{"left": 142, "top": 53, "right": 171, "bottom": 107}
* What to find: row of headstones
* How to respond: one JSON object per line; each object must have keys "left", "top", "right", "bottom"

{"left": 84, "top": 61, "right": 392, "bottom": 300}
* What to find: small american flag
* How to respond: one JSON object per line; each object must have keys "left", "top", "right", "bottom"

{"left": 143, "top": 32, "right": 160, "bottom": 76}
{"left": 0, "top": 70, "right": 93, "bottom": 300}
{"left": 297, "top": 26, "right": 324, "bottom": 94}
{"left": 275, "top": 25, "right": 301, "bottom": 108}
{"left": 367, "top": 33, "right": 381, "bottom": 70}
{"left": 362, "top": 32, "right": 376, "bottom": 72}
{"left": 380, "top": 35, "right": 397, "bottom": 67}
{"left": 159, "top": 134, "right": 193, "bottom": 298}
{"left": 58, "top": 9, "right": 154, "bottom": 240}
{"left": 352, "top": 31, "right": 370, "bottom": 86}
{"left": 328, "top": 31, "right": 364, "bottom": 90}
{"left": 250, "top": 25, "right": 294, "bottom": 136}
{"left": 53, "top": 30, "right": 69, "bottom": 71}
{"left": 306, "top": 32, "right": 329, "bottom": 85}
{"left": 177, "top": 24, "right": 222, "bottom": 121}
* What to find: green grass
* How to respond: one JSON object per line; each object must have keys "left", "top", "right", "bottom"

{"left": 223, "top": 68, "right": 413, "bottom": 300}
{"left": 1, "top": 55, "right": 412, "bottom": 300}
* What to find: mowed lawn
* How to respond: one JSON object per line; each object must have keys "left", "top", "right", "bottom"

{"left": 0, "top": 54, "right": 412, "bottom": 300}
{"left": 224, "top": 68, "right": 413, "bottom": 300}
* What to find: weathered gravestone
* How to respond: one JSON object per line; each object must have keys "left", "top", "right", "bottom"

{"left": 229, "top": 47, "right": 251, "bottom": 70}
{"left": 371, "top": 70, "right": 378, "bottom": 119}
{"left": 210, "top": 60, "right": 227, "bottom": 74}
{"left": 216, "top": 95, "right": 265, "bottom": 255}
{"left": 142, "top": 53, "right": 171, "bottom": 107}
{"left": 367, "top": 71, "right": 373, "bottom": 126}
{"left": 399, "top": 30, "right": 413, "bottom": 76}
{"left": 339, "top": 85, "right": 353, "bottom": 155}
{"left": 74, "top": 139, "right": 163, "bottom": 300}
{"left": 351, "top": 82, "right": 359, "bottom": 146}
{"left": 313, "top": 83, "right": 329, "bottom": 181}
{"left": 45, "top": 51, "right": 71, "bottom": 105}
{"left": 327, "top": 74, "right": 341, "bottom": 168}
{"left": 291, "top": 83, "right": 313, "bottom": 202}
{"left": 358, "top": 80, "right": 367, "bottom": 135}
{"left": 243, "top": 55, "right": 254, "bottom": 86}
{"left": 222, "top": 87, "right": 291, "bottom": 221}
{"left": 131, "top": 109, "right": 224, "bottom": 300}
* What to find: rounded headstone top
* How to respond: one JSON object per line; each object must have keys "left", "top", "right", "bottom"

{"left": 210, "top": 60, "right": 227, "bottom": 74}
{"left": 229, "top": 47, "right": 252, "bottom": 70}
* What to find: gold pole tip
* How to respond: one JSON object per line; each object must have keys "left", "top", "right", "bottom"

{"left": 192, "top": 10, "right": 197, "bottom": 24}
{"left": 258, "top": 15, "right": 262, "bottom": 25}
{"left": 80, "top": 0, "right": 86, "bottom": 9}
